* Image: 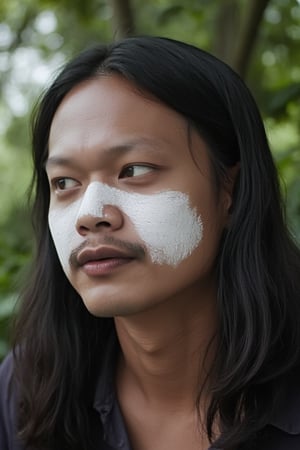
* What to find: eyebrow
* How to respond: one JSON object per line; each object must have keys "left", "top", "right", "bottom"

{"left": 45, "top": 137, "right": 167, "bottom": 170}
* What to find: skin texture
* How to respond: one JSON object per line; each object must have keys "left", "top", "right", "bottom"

{"left": 49, "top": 181, "right": 204, "bottom": 269}
{"left": 47, "top": 75, "right": 233, "bottom": 449}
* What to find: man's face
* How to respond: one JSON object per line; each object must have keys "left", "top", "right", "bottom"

{"left": 46, "top": 75, "right": 231, "bottom": 318}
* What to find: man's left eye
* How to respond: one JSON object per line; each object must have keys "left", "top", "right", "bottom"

{"left": 119, "top": 165, "right": 153, "bottom": 178}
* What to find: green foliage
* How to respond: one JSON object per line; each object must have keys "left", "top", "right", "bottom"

{"left": 0, "top": 0, "right": 299, "bottom": 361}
{"left": 0, "top": 206, "right": 32, "bottom": 360}
{"left": 0, "top": 295, "right": 16, "bottom": 359}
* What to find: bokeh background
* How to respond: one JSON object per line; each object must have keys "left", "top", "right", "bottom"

{"left": 0, "top": 0, "right": 300, "bottom": 360}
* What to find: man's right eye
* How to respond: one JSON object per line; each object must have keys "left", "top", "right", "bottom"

{"left": 52, "top": 178, "right": 79, "bottom": 191}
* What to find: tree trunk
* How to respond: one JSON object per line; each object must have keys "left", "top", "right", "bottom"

{"left": 232, "top": 0, "right": 271, "bottom": 77}
{"left": 213, "top": 0, "right": 240, "bottom": 65}
{"left": 110, "top": 0, "right": 135, "bottom": 39}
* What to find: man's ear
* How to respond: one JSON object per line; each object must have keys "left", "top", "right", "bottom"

{"left": 223, "top": 163, "right": 240, "bottom": 214}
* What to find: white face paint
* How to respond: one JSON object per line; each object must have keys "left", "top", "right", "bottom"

{"left": 48, "top": 181, "right": 203, "bottom": 271}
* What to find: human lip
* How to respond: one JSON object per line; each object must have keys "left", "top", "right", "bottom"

{"left": 76, "top": 246, "right": 135, "bottom": 276}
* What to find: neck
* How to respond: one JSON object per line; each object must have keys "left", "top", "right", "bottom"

{"left": 115, "top": 288, "right": 217, "bottom": 413}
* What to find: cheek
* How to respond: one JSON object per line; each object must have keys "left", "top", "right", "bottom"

{"left": 48, "top": 183, "right": 204, "bottom": 272}
{"left": 122, "top": 191, "right": 203, "bottom": 267}
{"left": 48, "top": 201, "right": 82, "bottom": 273}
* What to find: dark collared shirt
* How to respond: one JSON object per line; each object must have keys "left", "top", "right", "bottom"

{"left": 1, "top": 340, "right": 300, "bottom": 450}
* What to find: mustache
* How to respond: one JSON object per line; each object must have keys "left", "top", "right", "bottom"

{"left": 69, "top": 235, "right": 146, "bottom": 268}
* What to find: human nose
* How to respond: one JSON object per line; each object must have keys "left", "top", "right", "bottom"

{"left": 76, "top": 204, "right": 124, "bottom": 236}
{"left": 75, "top": 182, "right": 124, "bottom": 236}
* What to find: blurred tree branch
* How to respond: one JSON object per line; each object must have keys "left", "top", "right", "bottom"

{"left": 213, "top": 0, "right": 240, "bottom": 65}
{"left": 214, "top": 0, "right": 271, "bottom": 78}
{"left": 4, "top": 7, "right": 36, "bottom": 52}
{"left": 110, "top": 0, "right": 135, "bottom": 39}
{"left": 232, "top": 0, "right": 271, "bottom": 77}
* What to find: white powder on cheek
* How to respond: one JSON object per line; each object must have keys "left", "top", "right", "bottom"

{"left": 49, "top": 181, "right": 203, "bottom": 269}
{"left": 48, "top": 199, "right": 82, "bottom": 274}
{"left": 123, "top": 190, "right": 203, "bottom": 266}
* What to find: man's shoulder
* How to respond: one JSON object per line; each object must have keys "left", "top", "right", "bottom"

{"left": 0, "top": 352, "right": 23, "bottom": 450}
{"left": 270, "top": 368, "right": 300, "bottom": 432}
{"left": 260, "top": 368, "right": 300, "bottom": 450}
{"left": 0, "top": 351, "right": 14, "bottom": 378}
{"left": 0, "top": 351, "right": 15, "bottom": 402}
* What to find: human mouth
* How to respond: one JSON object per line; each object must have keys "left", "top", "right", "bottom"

{"left": 76, "top": 246, "right": 136, "bottom": 276}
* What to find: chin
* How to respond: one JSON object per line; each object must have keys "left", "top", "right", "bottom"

{"left": 80, "top": 292, "right": 137, "bottom": 318}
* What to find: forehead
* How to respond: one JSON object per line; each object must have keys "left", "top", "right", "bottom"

{"left": 49, "top": 75, "right": 189, "bottom": 154}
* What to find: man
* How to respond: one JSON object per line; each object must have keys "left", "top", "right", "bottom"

{"left": 1, "top": 36, "right": 300, "bottom": 450}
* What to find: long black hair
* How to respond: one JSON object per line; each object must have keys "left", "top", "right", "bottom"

{"left": 13, "top": 36, "right": 300, "bottom": 449}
